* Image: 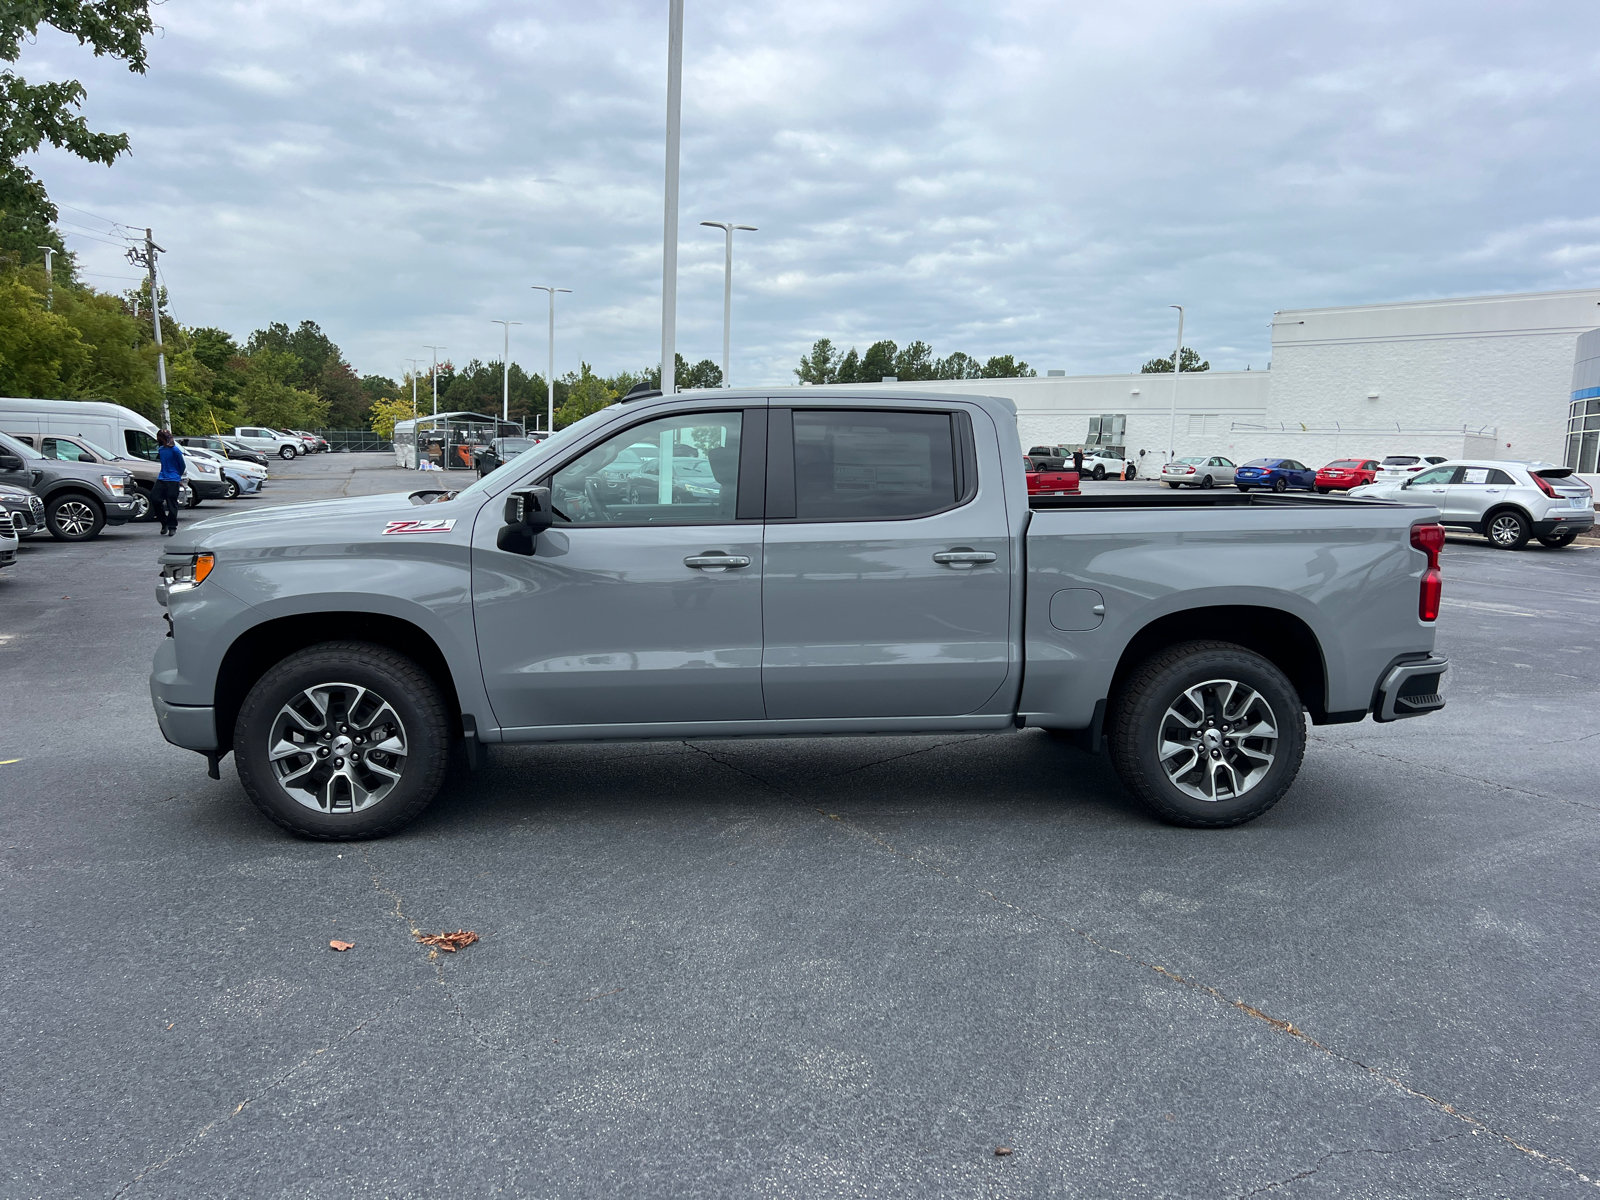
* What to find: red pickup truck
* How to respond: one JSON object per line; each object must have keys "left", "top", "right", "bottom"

{"left": 1025, "top": 460, "right": 1080, "bottom": 496}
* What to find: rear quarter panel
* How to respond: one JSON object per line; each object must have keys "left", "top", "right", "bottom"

{"left": 1020, "top": 501, "right": 1438, "bottom": 726}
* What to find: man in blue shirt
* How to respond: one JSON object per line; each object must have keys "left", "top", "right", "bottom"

{"left": 154, "top": 430, "right": 185, "bottom": 537}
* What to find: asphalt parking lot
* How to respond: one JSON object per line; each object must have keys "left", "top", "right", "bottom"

{"left": 2, "top": 454, "right": 1597, "bottom": 1198}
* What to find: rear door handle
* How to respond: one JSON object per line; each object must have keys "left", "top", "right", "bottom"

{"left": 684, "top": 553, "right": 751, "bottom": 569}
{"left": 933, "top": 549, "right": 997, "bottom": 565}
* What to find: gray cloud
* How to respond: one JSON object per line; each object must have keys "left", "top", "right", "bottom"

{"left": 25, "top": 0, "right": 1600, "bottom": 384}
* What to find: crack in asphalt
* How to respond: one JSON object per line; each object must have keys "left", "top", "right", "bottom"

{"left": 106, "top": 990, "right": 412, "bottom": 1199}
{"left": 1236, "top": 1130, "right": 1475, "bottom": 1197}
{"left": 1319, "top": 739, "right": 1600, "bottom": 814}
{"left": 678, "top": 749, "right": 1600, "bottom": 1191}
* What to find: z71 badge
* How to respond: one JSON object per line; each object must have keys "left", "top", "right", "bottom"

{"left": 383, "top": 519, "right": 457, "bottom": 535}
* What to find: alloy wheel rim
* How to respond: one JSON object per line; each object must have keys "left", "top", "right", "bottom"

{"left": 56, "top": 501, "right": 94, "bottom": 535}
{"left": 1157, "top": 678, "right": 1279, "bottom": 803}
{"left": 131, "top": 492, "right": 150, "bottom": 519}
{"left": 267, "top": 682, "right": 408, "bottom": 813}
{"left": 1490, "top": 516, "right": 1520, "bottom": 545}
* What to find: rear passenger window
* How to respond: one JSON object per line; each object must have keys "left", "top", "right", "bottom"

{"left": 792, "top": 411, "right": 957, "bottom": 520}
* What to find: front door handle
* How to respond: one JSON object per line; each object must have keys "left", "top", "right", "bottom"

{"left": 933, "top": 549, "right": 997, "bottom": 565}
{"left": 685, "top": 553, "right": 751, "bottom": 569}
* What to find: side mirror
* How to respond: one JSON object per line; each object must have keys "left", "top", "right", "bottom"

{"left": 497, "top": 486, "right": 553, "bottom": 555}
{"left": 0, "top": 453, "right": 22, "bottom": 471}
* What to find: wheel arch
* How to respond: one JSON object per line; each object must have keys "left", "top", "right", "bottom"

{"left": 1479, "top": 502, "right": 1532, "bottom": 533}
{"left": 1108, "top": 605, "right": 1332, "bottom": 724}
{"left": 213, "top": 613, "right": 461, "bottom": 756}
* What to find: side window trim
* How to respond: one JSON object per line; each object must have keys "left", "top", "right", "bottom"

{"left": 765, "top": 406, "right": 977, "bottom": 524}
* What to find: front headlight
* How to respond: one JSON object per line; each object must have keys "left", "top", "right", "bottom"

{"left": 163, "top": 553, "right": 215, "bottom": 592}
{"left": 102, "top": 474, "right": 127, "bottom": 496}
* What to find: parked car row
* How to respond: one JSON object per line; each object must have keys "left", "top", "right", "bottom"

{"left": 1026, "top": 445, "right": 1137, "bottom": 479}
{"left": 230, "top": 426, "right": 327, "bottom": 458}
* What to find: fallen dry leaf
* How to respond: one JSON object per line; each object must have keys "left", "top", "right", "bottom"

{"left": 415, "top": 930, "right": 478, "bottom": 953}
{"left": 994, "top": 1147, "right": 1013, "bottom": 1157}
{"left": 329, "top": 940, "right": 354, "bottom": 952}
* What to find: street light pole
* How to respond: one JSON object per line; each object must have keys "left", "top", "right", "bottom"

{"left": 530, "top": 286, "right": 570, "bottom": 435}
{"left": 1166, "top": 305, "right": 1184, "bottom": 460}
{"left": 660, "top": 0, "right": 684, "bottom": 395}
{"left": 490, "top": 320, "right": 522, "bottom": 424}
{"left": 699, "top": 221, "right": 758, "bottom": 387}
{"left": 36, "top": 246, "right": 54, "bottom": 310}
{"left": 423, "top": 345, "right": 447, "bottom": 416}
{"left": 404, "top": 358, "right": 424, "bottom": 421}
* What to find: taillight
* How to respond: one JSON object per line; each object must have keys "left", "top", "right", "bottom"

{"left": 1531, "top": 473, "right": 1558, "bottom": 498}
{"left": 1411, "top": 522, "right": 1444, "bottom": 621}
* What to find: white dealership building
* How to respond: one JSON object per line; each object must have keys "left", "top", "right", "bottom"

{"left": 838, "top": 287, "right": 1600, "bottom": 476}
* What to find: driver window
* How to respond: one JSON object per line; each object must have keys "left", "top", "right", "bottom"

{"left": 1410, "top": 466, "right": 1458, "bottom": 486}
{"left": 43, "top": 438, "right": 90, "bottom": 462}
{"left": 549, "top": 412, "right": 741, "bottom": 525}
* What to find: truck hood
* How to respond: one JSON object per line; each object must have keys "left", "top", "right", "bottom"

{"left": 172, "top": 490, "right": 443, "bottom": 548}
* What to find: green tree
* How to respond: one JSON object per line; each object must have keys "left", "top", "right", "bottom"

{"left": 681, "top": 358, "right": 722, "bottom": 389}
{"left": 980, "top": 355, "right": 1035, "bottom": 378}
{"left": 1141, "top": 347, "right": 1209, "bottom": 373}
{"left": 893, "top": 340, "right": 936, "bottom": 381}
{"left": 554, "top": 362, "right": 616, "bottom": 429}
{"left": 835, "top": 347, "right": 861, "bottom": 383}
{"left": 2, "top": 1, "right": 155, "bottom": 243}
{"left": 933, "top": 351, "right": 982, "bottom": 380}
{"left": 188, "top": 326, "right": 239, "bottom": 374}
{"left": 859, "top": 340, "right": 897, "bottom": 382}
{"left": 367, "top": 394, "right": 414, "bottom": 441}
{"left": 794, "top": 338, "right": 840, "bottom": 384}
{"left": 0, "top": 272, "right": 88, "bottom": 394}
{"left": 237, "top": 349, "right": 327, "bottom": 429}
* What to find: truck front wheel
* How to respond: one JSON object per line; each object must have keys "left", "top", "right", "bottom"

{"left": 1107, "top": 640, "right": 1306, "bottom": 828}
{"left": 234, "top": 641, "right": 452, "bottom": 840}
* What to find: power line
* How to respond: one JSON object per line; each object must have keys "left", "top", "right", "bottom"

{"left": 56, "top": 202, "right": 139, "bottom": 231}
{"left": 59, "top": 229, "right": 136, "bottom": 250}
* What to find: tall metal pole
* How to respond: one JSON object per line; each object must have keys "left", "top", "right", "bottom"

{"left": 531, "top": 286, "right": 569, "bottom": 434}
{"left": 490, "top": 320, "right": 522, "bottom": 423}
{"left": 424, "top": 345, "right": 447, "bottom": 416}
{"left": 700, "top": 221, "right": 758, "bottom": 387}
{"left": 36, "top": 246, "right": 54, "bottom": 310}
{"left": 145, "top": 229, "right": 169, "bottom": 431}
{"left": 661, "top": 0, "right": 684, "bottom": 395}
{"left": 404, "top": 358, "right": 424, "bottom": 420}
{"left": 1166, "top": 305, "right": 1184, "bottom": 460}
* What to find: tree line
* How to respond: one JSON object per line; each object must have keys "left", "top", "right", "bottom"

{"left": 795, "top": 338, "right": 1035, "bottom": 384}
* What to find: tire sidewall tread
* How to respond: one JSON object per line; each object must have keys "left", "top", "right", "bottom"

{"left": 1108, "top": 640, "right": 1306, "bottom": 828}
{"left": 233, "top": 641, "right": 451, "bottom": 840}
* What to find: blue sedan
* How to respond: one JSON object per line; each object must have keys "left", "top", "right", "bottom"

{"left": 1234, "top": 458, "right": 1317, "bottom": 492}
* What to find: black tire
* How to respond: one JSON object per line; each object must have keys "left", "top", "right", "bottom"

{"left": 234, "top": 641, "right": 452, "bottom": 840}
{"left": 223, "top": 478, "right": 240, "bottom": 500}
{"left": 1485, "top": 510, "right": 1530, "bottom": 550}
{"left": 1107, "top": 640, "right": 1306, "bottom": 828}
{"left": 185, "top": 489, "right": 202, "bottom": 508}
{"left": 1166, "top": 482, "right": 1181, "bottom": 489}
{"left": 45, "top": 492, "right": 105, "bottom": 541}
{"left": 279, "top": 445, "right": 298, "bottom": 460}
{"left": 1316, "top": 487, "right": 1331, "bottom": 495}
{"left": 130, "top": 487, "right": 153, "bottom": 522}
{"left": 1235, "top": 485, "right": 1250, "bottom": 492}
{"left": 1200, "top": 475, "right": 1214, "bottom": 489}
{"left": 1093, "top": 465, "right": 1106, "bottom": 480}
{"left": 1272, "top": 477, "right": 1288, "bottom": 493}
{"left": 1125, "top": 463, "right": 1136, "bottom": 479}
{"left": 1536, "top": 530, "right": 1578, "bottom": 548}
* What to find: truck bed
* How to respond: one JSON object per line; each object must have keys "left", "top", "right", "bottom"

{"left": 1027, "top": 491, "right": 1376, "bottom": 511}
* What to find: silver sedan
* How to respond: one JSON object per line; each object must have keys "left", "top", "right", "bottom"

{"left": 1161, "top": 455, "right": 1237, "bottom": 488}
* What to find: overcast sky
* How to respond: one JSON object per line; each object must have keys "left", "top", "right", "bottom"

{"left": 24, "top": 0, "right": 1600, "bottom": 384}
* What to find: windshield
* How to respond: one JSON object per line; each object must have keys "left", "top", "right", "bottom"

{"left": 498, "top": 439, "right": 536, "bottom": 454}
{"left": 78, "top": 438, "right": 126, "bottom": 461}
{"left": 0, "top": 431, "right": 44, "bottom": 460}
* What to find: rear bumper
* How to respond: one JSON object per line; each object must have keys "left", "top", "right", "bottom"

{"left": 1532, "top": 514, "right": 1594, "bottom": 536}
{"left": 189, "top": 479, "right": 230, "bottom": 500}
{"left": 1373, "top": 654, "right": 1449, "bottom": 722}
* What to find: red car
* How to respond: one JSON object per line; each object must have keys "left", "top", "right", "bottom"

{"left": 1316, "top": 458, "right": 1380, "bottom": 493}
{"left": 1025, "top": 459, "right": 1080, "bottom": 496}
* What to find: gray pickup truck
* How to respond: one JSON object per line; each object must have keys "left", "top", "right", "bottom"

{"left": 151, "top": 388, "right": 1449, "bottom": 840}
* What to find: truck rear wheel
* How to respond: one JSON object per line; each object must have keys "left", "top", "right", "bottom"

{"left": 234, "top": 641, "right": 452, "bottom": 840}
{"left": 1108, "top": 640, "right": 1305, "bottom": 828}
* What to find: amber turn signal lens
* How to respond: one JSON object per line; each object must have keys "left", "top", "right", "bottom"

{"left": 193, "top": 553, "right": 214, "bottom": 584}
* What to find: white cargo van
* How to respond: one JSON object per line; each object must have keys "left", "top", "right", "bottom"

{"left": 0, "top": 396, "right": 163, "bottom": 467}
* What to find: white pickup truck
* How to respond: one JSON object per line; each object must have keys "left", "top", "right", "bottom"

{"left": 232, "top": 426, "right": 304, "bottom": 459}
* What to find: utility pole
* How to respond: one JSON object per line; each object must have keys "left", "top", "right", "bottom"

{"left": 699, "top": 222, "right": 758, "bottom": 387}
{"left": 404, "top": 358, "right": 424, "bottom": 420}
{"left": 423, "top": 345, "right": 447, "bottom": 417}
{"left": 127, "top": 229, "right": 170, "bottom": 430}
{"left": 490, "top": 320, "right": 522, "bottom": 424}
{"left": 530, "top": 286, "right": 570, "bottom": 435}
{"left": 1166, "top": 305, "right": 1184, "bottom": 461}
{"left": 36, "top": 246, "right": 54, "bottom": 310}
{"left": 660, "top": 0, "right": 684, "bottom": 395}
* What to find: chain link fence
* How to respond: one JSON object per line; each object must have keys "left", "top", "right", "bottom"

{"left": 315, "top": 430, "right": 394, "bottom": 453}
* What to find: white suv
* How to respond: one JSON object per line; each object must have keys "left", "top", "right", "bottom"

{"left": 1351, "top": 460, "right": 1594, "bottom": 549}
{"left": 233, "top": 426, "right": 303, "bottom": 459}
{"left": 1373, "top": 453, "right": 1450, "bottom": 482}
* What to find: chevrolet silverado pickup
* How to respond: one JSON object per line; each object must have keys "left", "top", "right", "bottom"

{"left": 151, "top": 388, "right": 1449, "bottom": 840}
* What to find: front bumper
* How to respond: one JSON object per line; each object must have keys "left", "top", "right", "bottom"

{"left": 151, "top": 689, "right": 219, "bottom": 751}
{"left": 1374, "top": 655, "right": 1449, "bottom": 722}
{"left": 104, "top": 498, "right": 136, "bottom": 526}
